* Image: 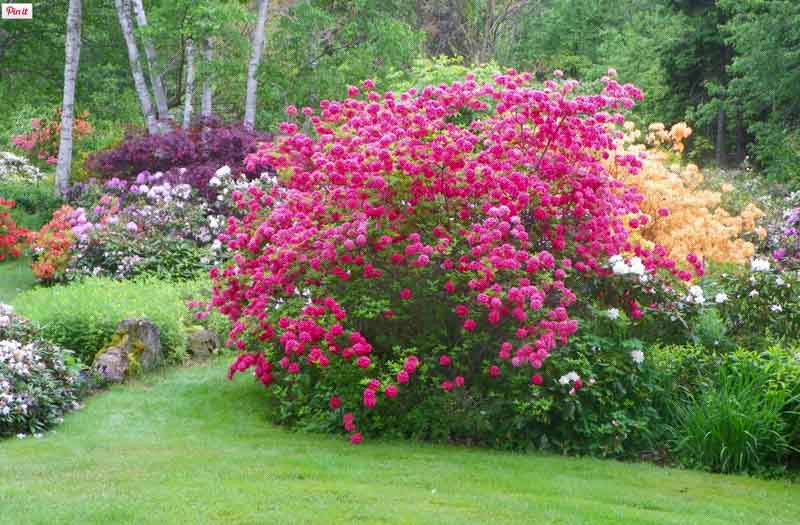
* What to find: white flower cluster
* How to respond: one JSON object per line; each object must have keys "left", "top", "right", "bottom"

{"left": 609, "top": 255, "right": 645, "bottom": 276}
{"left": 714, "top": 292, "right": 728, "bottom": 304}
{"left": 0, "top": 151, "right": 43, "bottom": 183}
{"left": 630, "top": 350, "right": 645, "bottom": 364}
{"left": 0, "top": 340, "right": 42, "bottom": 377}
{"left": 0, "top": 376, "right": 31, "bottom": 417}
{"left": 750, "top": 258, "right": 771, "bottom": 272}
{"left": 559, "top": 371, "right": 581, "bottom": 385}
{"left": 685, "top": 285, "right": 705, "bottom": 305}
{"left": 211, "top": 164, "right": 277, "bottom": 203}
{"left": 137, "top": 180, "right": 193, "bottom": 203}
{"left": 0, "top": 303, "right": 13, "bottom": 328}
{"left": 606, "top": 308, "right": 620, "bottom": 320}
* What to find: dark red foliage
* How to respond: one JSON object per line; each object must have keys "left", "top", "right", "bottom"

{"left": 86, "top": 119, "right": 274, "bottom": 196}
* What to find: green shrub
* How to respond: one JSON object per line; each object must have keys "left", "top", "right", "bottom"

{"left": 0, "top": 181, "right": 61, "bottom": 230}
{"left": 11, "top": 278, "right": 205, "bottom": 364}
{"left": 0, "top": 304, "right": 88, "bottom": 437}
{"left": 268, "top": 320, "right": 675, "bottom": 458}
{"left": 668, "top": 354, "right": 798, "bottom": 475}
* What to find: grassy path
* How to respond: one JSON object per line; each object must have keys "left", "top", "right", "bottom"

{"left": 1, "top": 357, "right": 798, "bottom": 524}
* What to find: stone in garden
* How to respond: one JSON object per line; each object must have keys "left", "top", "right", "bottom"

{"left": 188, "top": 329, "right": 219, "bottom": 358}
{"left": 117, "top": 319, "right": 162, "bottom": 369}
{"left": 92, "top": 319, "right": 163, "bottom": 382}
{"left": 92, "top": 345, "right": 129, "bottom": 382}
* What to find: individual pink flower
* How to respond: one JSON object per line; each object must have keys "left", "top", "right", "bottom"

{"left": 463, "top": 319, "right": 476, "bottom": 331}
{"left": 489, "top": 365, "right": 500, "bottom": 378}
{"left": 441, "top": 380, "right": 453, "bottom": 391}
{"left": 400, "top": 288, "right": 412, "bottom": 300}
{"left": 329, "top": 396, "right": 342, "bottom": 410}
{"left": 350, "top": 432, "right": 363, "bottom": 444}
{"left": 356, "top": 356, "right": 371, "bottom": 368}
{"left": 454, "top": 376, "right": 465, "bottom": 387}
{"left": 454, "top": 304, "right": 469, "bottom": 317}
{"left": 384, "top": 385, "right": 398, "bottom": 398}
{"left": 530, "top": 374, "right": 543, "bottom": 386}
{"left": 396, "top": 370, "right": 410, "bottom": 384}
{"left": 438, "top": 354, "right": 451, "bottom": 367}
{"left": 363, "top": 389, "right": 376, "bottom": 408}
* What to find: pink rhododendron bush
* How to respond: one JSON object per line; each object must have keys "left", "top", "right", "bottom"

{"left": 204, "top": 71, "right": 698, "bottom": 448}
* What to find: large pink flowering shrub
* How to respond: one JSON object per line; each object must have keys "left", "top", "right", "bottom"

{"left": 206, "top": 71, "right": 689, "bottom": 444}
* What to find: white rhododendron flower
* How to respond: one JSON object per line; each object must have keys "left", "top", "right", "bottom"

{"left": 630, "top": 350, "right": 645, "bottom": 364}
{"left": 750, "top": 258, "right": 771, "bottom": 272}
{"left": 686, "top": 285, "right": 705, "bottom": 304}
{"left": 749, "top": 289, "right": 759, "bottom": 298}
{"left": 606, "top": 308, "right": 620, "bottom": 320}
{"left": 714, "top": 292, "right": 728, "bottom": 304}
{"left": 770, "top": 304, "right": 783, "bottom": 313}
{"left": 612, "top": 260, "right": 629, "bottom": 275}
{"left": 628, "top": 257, "right": 645, "bottom": 276}
{"left": 559, "top": 371, "right": 581, "bottom": 385}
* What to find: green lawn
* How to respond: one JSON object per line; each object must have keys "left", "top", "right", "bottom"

{"left": 1, "top": 358, "right": 798, "bottom": 525}
{"left": 0, "top": 256, "right": 36, "bottom": 303}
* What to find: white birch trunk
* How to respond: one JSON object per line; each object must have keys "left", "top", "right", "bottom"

{"left": 55, "top": 0, "right": 82, "bottom": 197}
{"left": 183, "top": 38, "right": 195, "bottom": 129}
{"left": 201, "top": 37, "right": 213, "bottom": 123}
{"left": 131, "top": 0, "right": 170, "bottom": 128}
{"left": 114, "top": 0, "right": 158, "bottom": 135}
{"left": 243, "top": 0, "right": 270, "bottom": 129}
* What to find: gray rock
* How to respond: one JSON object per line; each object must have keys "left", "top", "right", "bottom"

{"left": 92, "top": 345, "right": 129, "bottom": 382}
{"left": 188, "top": 329, "right": 219, "bottom": 358}
{"left": 92, "top": 319, "right": 164, "bottom": 382}
{"left": 117, "top": 319, "right": 162, "bottom": 369}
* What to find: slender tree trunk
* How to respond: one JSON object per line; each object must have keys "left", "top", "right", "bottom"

{"left": 243, "top": 0, "right": 270, "bottom": 129}
{"left": 735, "top": 116, "right": 746, "bottom": 165}
{"left": 715, "top": 107, "right": 726, "bottom": 168}
{"left": 131, "top": 0, "right": 170, "bottom": 129}
{"left": 114, "top": 0, "right": 158, "bottom": 135}
{"left": 55, "top": 0, "right": 82, "bottom": 198}
{"left": 183, "top": 38, "right": 195, "bottom": 129}
{"left": 201, "top": 37, "right": 214, "bottom": 123}
{"left": 479, "top": 0, "right": 495, "bottom": 64}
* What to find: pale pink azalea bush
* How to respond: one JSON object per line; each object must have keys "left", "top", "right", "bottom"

{"left": 205, "top": 70, "right": 690, "bottom": 443}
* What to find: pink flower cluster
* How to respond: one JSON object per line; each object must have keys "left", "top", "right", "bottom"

{"left": 209, "top": 72, "right": 681, "bottom": 443}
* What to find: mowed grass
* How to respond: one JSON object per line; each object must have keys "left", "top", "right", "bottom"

{"left": 1, "top": 358, "right": 798, "bottom": 525}
{"left": 0, "top": 256, "right": 36, "bottom": 303}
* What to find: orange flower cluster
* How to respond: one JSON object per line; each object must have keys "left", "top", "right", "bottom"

{"left": 608, "top": 123, "right": 765, "bottom": 264}
{"left": 0, "top": 198, "right": 28, "bottom": 261}
{"left": 30, "top": 206, "right": 76, "bottom": 281}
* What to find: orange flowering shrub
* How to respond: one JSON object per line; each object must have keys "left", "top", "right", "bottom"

{"left": 607, "top": 122, "right": 765, "bottom": 264}
{"left": 30, "top": 206, "right": 77, "bottom": 282}
{"left": 0, "top": 198, "right": 28, "bottom": 261}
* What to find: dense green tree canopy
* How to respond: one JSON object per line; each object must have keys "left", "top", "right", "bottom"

{"left": 1, "top": 0, "right": 799, "bottom": 184}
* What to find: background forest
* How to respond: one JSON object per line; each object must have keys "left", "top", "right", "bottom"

{"left": 2, "top": 0, "right": 798, "bottom": 184}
